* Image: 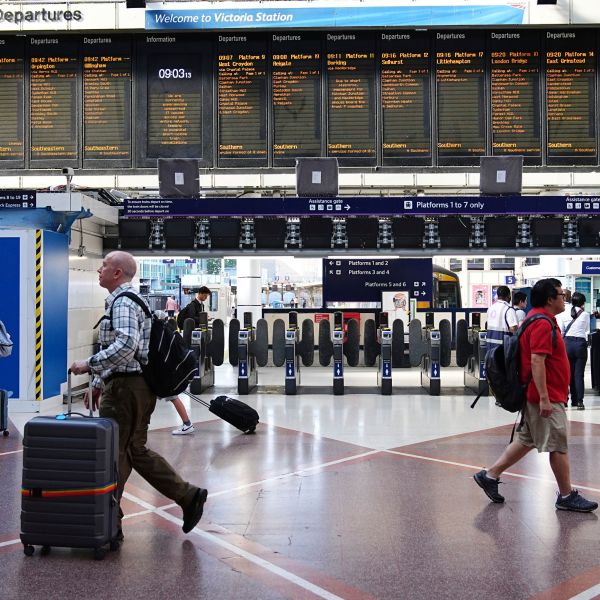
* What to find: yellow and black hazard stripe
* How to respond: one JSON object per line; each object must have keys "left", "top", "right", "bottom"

{"left": 21, "top": 482, "right": 117, "bottom": 499}
{"left": 35, "top": 230, "right": 43, "bottom": 403}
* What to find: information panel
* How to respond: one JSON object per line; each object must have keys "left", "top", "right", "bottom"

{"left": 29, "top": 37, "right": 79, "bottom": 164}
{"left": 545, "top": 30, "right": 597, "bottom": 165}
{"left": 326, "top": 33, "right": 376, "bottom": 163}
{"left": 436, "top": 31, "right": 486, "bottom": 162}
{"left": 489, "top": 31, "right": 541, "bottom": 162}
{"left": 380, "top": 31, "right": 431, "bottom": 165}
{"left": 323, "top": 258, "right": 433, "bottom": 305}
{"left": 271, "top": 33, "right": 322, "bottom": 164}
{"left": 146, "top": 37, "right": 204, "bottom": 160}
{"left": 0, "top": 37, "right": 24, "bottom": 166}
{"left": 83, "top": 36, "right": 131, "bottom": 164}
{"left": 217, "top": 35, "right": 268, "bottom": 165}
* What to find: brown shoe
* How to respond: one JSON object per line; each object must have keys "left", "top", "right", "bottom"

{"left": 182, "top": 488, "right": 208, "bottom": 533}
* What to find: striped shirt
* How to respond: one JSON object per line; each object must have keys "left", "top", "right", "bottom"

{"left": 88, "top": 283, "right": 151, "bottom": 389}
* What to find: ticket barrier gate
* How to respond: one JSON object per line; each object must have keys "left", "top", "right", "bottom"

{"left": 420, "top": 329, "right": 441, "bottom": 396}
{"left": 377, "top": 312, "right": 392, "bottom": 395}
{"left": 332, "top": 312, "right": 345, "bottom": 395}
{"left": 189, "top": 313, "right": 215, "bottom": 394}
{"left": 284, "top": 312, "right": 301, "bottom": 395}
{"left": 464, "top": 330, "right": 488, "bottom": 395}
{"left": 238, "top": 313, "right": 258, "bottom": 395}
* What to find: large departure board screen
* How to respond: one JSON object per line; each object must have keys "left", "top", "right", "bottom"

{"left": 436, "top": 32, "right": 486, "bottom": 163}
{"left": 217, "top": 35, "right": 268, "bottom": 166}
{"left": 30, "top": 37, "right": 79, "bottom": 165}
{"left": 0, "top": 37, "right": 24, "bottom": 166}
{"left": 2, "top": 29, "right": 600, "bottom": 172}
{"left": 83, "top": 37, "right": 131, "bottom": 165}
{"left": 490, "top": 31, "right": 541, "bottom": 163}
{"left": 380, "top": 31, "right": 431, "bottom": 165}
{"left": 271, "top": 34, "right": 322, "bottom": 165}
{"left": 146, "top": 37, "right": 204, "bottom": 160}
{"left": 326, "top": 33, "right": 376, "bottom": 164}
{"left": 545, "top": 30, "right": 597, "bottom": 165}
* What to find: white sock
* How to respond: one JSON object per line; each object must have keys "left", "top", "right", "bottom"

{"left": 484, "top": 471, "right": 497, "bottom": 481}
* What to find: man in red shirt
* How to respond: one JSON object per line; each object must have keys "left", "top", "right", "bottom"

{"left": 474, "top": 278, "right": 597, "bottom": 512}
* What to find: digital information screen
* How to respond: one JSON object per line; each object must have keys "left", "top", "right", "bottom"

{"left": 271, "top": 34, "right": 322, "bottom": 164}
{"left": 436, "top": 31, "right": 486, "bottom": 161}
{"left": 146, "top": 38, "right": 203, "bottom": 159}
{"left": 490, "top": 31, "right": 541, "bottom": 161}
{"left": 545, "top": 30, "right": 597, "bottom": 165}
{"left": 29, "top": 37, "right": 78, "bottom": 163}
{"left": 0, "top": 37, "right": 24, "bottom": 165}
{"left": 326, "top": 33, "right": 376, "bottom": 162}
{"left": 83, "top": 37, "right": 131, "bottom": 163}
{"left": 217, "top": 35, "right": 267, "bottom": 164}
{"left": 380, "top": 31, "right": 431, "bottom": 165}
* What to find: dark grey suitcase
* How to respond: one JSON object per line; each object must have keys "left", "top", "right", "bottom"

{"left": 20, "top": 373, "right": 120, "bottom": 560}
{"left": 0, "top": 389, "right": 8, "bottom": 436}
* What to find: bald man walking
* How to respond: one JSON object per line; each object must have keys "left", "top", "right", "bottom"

{"left": 70, "top": 251, "right": 207, "bottom": 540}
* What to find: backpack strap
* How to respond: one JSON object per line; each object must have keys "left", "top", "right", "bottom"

{"left": 563, "top": 308, "right": 583, "bottom": 337}
{"left": 518, "top": 313, "right": 557, "bottom": 347}
{"left": 93, "top": 291, "right": 152, "bottom": 330}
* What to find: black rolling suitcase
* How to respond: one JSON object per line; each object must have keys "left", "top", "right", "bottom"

{"left": 1, "top": 389, "right": 8, "bottom": 437}
{"left": 20, "top": 371, "right": 120, "bottom": 560}
{"left": 183, "top": 391, "right": 259, "bottom": 434}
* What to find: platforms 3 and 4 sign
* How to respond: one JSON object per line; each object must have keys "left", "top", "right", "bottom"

{"left": 323, "top": 258, "right": 432, "bottom": 304}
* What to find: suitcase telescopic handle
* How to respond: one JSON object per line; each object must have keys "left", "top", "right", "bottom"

{"left": 66, "top": 369, "right": 94, "bottom": 417}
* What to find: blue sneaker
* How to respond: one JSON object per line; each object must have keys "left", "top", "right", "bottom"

{"left": 555, "top": 490, "right": 598, "bottom": 512}
{"left": 474, "top": 469, "right": 505, "bottom": 503}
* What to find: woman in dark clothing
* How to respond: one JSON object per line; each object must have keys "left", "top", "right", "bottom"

{"left": 561, "top": 292, "right": 590, "bottom": 410}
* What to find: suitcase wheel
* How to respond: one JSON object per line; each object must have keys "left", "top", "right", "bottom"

{"left": 244, "top": 426, "right": 256, "bottom": 435}
{"left": 94, "top": 548, "right": 106, "bottom": 561}
{"left": 109, "top": 539, "right": 120, "bottom": 552}
{"left": 23, "top": 545, "right": 35, "bottom": 557}
{"left": 2, "top": 430, "right": 8, "bottom": 437}
{"left": 40, "top": 545, "right": 51, "bottom": 556}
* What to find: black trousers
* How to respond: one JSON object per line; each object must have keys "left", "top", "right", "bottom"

{"left": 565, "top": 337, "right": 588, "bottom": 405}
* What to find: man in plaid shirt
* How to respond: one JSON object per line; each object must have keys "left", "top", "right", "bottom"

{"left": 70, "top": 251, "right": 207, "bottom": 540}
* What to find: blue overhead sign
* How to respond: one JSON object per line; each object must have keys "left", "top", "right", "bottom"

{"left": 0, "top": 190, "right": 36, "bottom": 209}
{"left": 146, "top": 4, "right": 525, "bottom": 30}
{"left": 123, "top": 196, "right": 600, "bottom": 218}
{"left": 582, "top": 262, "right": 600, "bottom": 275}
{"left": 323, "top": 258, "right": 432, "bottom": 304}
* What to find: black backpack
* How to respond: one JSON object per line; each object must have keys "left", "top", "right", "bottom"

{"left": 472, "top": 313, "right": 557, "bottom": 413}
{"left": 105, "top": 291, "right": 198, "bottom": 397}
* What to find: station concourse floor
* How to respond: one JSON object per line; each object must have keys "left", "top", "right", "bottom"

{"left": 2, "top": 366, "right": 600, "bottom": 600}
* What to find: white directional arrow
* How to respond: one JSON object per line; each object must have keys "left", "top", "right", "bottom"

{"left": 344, "top": 204, "right": 351, "bottom": 211}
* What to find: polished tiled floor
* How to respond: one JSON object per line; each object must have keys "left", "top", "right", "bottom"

{"left": 2, "top": 365, "right": 600, "bottom": 600}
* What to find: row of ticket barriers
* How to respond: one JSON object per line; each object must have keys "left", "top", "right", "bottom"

{"left": 176, "top": 311, "right": 490, "bottom": 397}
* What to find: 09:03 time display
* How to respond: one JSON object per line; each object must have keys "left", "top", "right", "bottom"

{"left": 158, "top": 68, "right": 192, "bottom": 79}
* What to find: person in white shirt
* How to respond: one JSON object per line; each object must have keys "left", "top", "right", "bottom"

{"left": 512, "top": 291, "right": 528, "bottom": 325}
{"left": 486, "top": 286, "right": 518, "bottom": 353}
{"left": 561, "top": 291, "right": 590, "bottom": 410}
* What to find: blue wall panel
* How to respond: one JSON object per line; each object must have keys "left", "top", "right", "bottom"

{"left": 0, "top": 237, "right": 20, "bottom": 397}
{"left": 43, "top": 231, "right": 68, "bottom": 398}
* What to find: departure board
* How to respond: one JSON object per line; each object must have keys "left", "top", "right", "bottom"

{"left": 30, "top": 37, "right": 78, "bottom": 164}
{"left": 271, "top": 34, "right": 322, "bottom": 164}
{"left": 0, "top": 37, "right": 24, "bottom": 164}
{"left": 83, "top": 37, "right": 131, "bottom": 164}
{"left": 436, "top": 32, "right": 486, "bottom": 162}
{"left": 380, "top": 31, "right": 431, "bottom": 165}
{"left": 217, "top": 35, "right": 268, "bottom": 165}
{"left": 490, "top": 31, "right": 541, "bottom": 161}
{"left": 545, "top": 30, "right": 597, "bottom": 165}
{"left": 326, "top": 33, "right": 376, "bottom": 162}
{"left": 146, "top": 38, "right": 203, "bottom": 159}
